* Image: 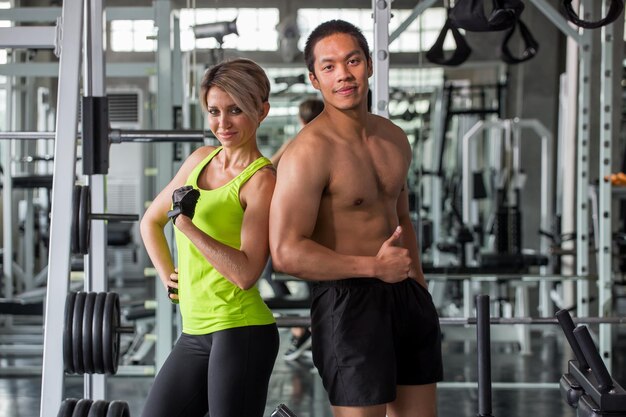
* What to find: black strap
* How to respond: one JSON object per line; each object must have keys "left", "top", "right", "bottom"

{"left": 450, "top": 0, "right": 525, "bottom": 32}
{"left": 426, "top": 16, "right": 472, "bottom": 66}
{"left": 501, "top": 19, "right": 539, "bottom": 64}
{"left": 563, "top": 0, "right": 624, "bottom": 29}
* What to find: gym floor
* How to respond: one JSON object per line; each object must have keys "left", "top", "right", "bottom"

{"left": 1, "top": 322, "right": 625, "bottom": 417}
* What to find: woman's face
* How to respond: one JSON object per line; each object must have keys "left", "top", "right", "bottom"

{"left": 205, "top": 86, "right": 259, "bottom": 149}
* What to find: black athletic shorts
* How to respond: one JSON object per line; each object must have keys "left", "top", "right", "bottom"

{"left": 310, "top": 278, "right": 443, "bottom": 407}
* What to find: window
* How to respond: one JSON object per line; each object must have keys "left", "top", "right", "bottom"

{"left": 109, "top": 20, "right": 156, "bottom": 52}
{"left": 180, "top": 8, "right": 279, "bottom": 51}
{"left": 391, "top": 8, "right": 449, "bottom": 53}
{"left": 297, "top": 7, "right": 453, "bottom": 53}
{"left": 0, "top": 16, "right": 9, "bottom": 85}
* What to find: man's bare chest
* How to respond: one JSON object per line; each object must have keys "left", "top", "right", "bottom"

{"left": 325, "top": 150, "right": 406, "bottom": 204}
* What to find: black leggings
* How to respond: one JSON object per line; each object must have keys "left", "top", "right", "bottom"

{"left": 140, "top": 324, "right": 279, "bottom": 417}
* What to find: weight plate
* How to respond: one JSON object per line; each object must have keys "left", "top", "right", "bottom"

{"left": 106, "top": 401, "right": 130, "bottom": 417}
{"left": 82, "top": 292, "right": 97, "bottom": 374}
{"left": 72, "top": 291, "right": 87, "bottom": 375}
{"left": 57, "top": 398, "right": 78, "bottom": 417}
{"left": 78, "top": 185, "right": 91, "bottom": 255}
{"left": 63, "top": 292, "right": 77, "bottom": 374}
{"left": 92, "top": 292, "right": 107, "bottom": 374}
{"left": 71, "top": 185, "right": 81, "bottom": 255}
{"left": 71, "top": 399, "right": 93, "bottom": 417}
{"left": 86, "top": 400, "right": 108, "bottom": 417}
{"left": 102, "top": 292, "right": 120, "bottom": 374}
{"left": 72, "top": 292, "right": 86, "bottom": 374}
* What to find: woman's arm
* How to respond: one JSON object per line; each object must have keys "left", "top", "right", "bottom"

{"left": 174, "top": 167, "right": 276, "bottom": 290}
{"left": 140, "top": 147, "right": 214, "bottom": 292}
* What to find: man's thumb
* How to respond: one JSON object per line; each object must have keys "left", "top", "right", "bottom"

{"left": 386, "top": 226, "right": 402, "bottom": 245}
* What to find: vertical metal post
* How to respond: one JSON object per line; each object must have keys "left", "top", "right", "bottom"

{"left": 23, "top": 189, "right": 34, "bottom": 290}
{"left": 371, "top": 0, "right": 390, "bottom": 117}
{"left": 83, "top": 0, "right": 107, "bottom": 400}
{"left": 2, "top": 54, "right": 14, "bottom": 298}
{"left": 576, "top": 0, "right": 592, "bottom": 318}
{"left": 2, "top": 138, "right": 12, "bottom": 298}
{"left": 429, "top": 88, "right": 444, "bottom": 265}
{"left": 476, "top": 294, "right": 493, "bottom": 417}
{"left": 172, "top": 12, "right": 183, "bottom": 114}
{"left": 40, "top": 0, "right": 84, "bottom": 415}
{"left": 560, "top": 16, "right": 580, "bottom": 311}
{"left": 598, "top": 0, "right": 615, "bottom": 372}
{"left": 154, "top": 0, "right": 174, "bottom": 372}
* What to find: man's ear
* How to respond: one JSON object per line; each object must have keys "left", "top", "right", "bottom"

{"left": 309, "top": 72, "right": 320, "bottom": 91}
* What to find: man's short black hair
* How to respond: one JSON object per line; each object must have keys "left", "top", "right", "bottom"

{"left": 304, "top": 19, "right": 371, "bottom": 75}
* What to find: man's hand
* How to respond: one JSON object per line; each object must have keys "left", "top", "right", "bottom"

{"left": 167, "top": 185, "right": 200, "bottom": 225}
{"left": 375, "top": 226, "right": 412, "bottom": 283}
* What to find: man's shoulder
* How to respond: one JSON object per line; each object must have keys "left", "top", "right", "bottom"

{"left": 279, "top": 126, "right": 332, "bottom": 174}
{"left": 291, "top": 122, "right": 333, "bottom": 149}
{"left": 368, "top": 113, "right": 404, "bottom": 135}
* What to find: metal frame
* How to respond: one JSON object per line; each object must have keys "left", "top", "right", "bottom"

{"left": 461, "top": 119, "right": 553, "bottom": 273}
{"left": 83, "top": 0, "right": 107, "bottom": 401}
{"left": 154, "top": 0, "right": 176, "bottom": 373}
{"left": 598, "top": 0, "right": 615, "bottom": 373}
{"left": 39, "top": 0, "right": 84, "bottom": 415}
{"left": 371, "top": 0, "right": 391, "bottom": 117}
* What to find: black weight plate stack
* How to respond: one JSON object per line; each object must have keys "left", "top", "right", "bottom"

{"left": 82, "top": 292, "right": 97, "bottom": 374}
{"left": 78, "top": 185, "right": 91, "bottom": 255}
{"left": 71, "top": 399, "right": 93, "bottom": 417}
{"left": 92, "top": 292, "right": 107, "bottom": 374}
{"left": 106, "top": 401, "right": 130, "bottom": 417}
{"left": 72, "top": 292, "right": 86, "bottom": 374}
{"left": 63, "top": 292, "right": 77, "bottom": 374}
{"left": 57, "top": 398, "right": 78, "bottom": 417}
{"left": 87, "top": 400, "right": 109, "bottom": 417}
{"left": 102, "top": 292, "right": 120, "bottom": 374}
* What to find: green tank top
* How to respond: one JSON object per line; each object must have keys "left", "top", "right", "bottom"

{"left": 174, "top": 146, "right": 275, "bottom": 335}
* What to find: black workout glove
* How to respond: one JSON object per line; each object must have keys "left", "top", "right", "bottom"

{"left": 167, "top": 185, "right": 200, "bottom": 225}
{"left": 167, "top": 285, "right": 179, "bottom": 304}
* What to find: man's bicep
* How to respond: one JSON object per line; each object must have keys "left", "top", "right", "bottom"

{"left": 271, "top": 153, "right": 325, "bottom": 242}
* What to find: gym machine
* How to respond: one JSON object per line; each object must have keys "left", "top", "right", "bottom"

{"left": 557, "top": 309, "right": 626, "bottom": 417}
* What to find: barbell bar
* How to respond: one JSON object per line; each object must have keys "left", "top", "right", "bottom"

{"left": 0, "top": 129, "right": 215, "bottom": 143}
{"left": 72, "top": 185, "right": 139, "bottom": 255}
{"left": 274, "top": 315, "right": 626, "bottom": 328}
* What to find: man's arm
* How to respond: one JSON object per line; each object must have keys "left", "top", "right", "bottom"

{"left": 269, "top": 137, "right": 411, "bottom": 282}
{"left": 270, "top": 139, "right": 293, "bottom": 166}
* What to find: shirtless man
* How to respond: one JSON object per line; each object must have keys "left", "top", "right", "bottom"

{"left": 270, "top": 20, "right": 443, "bottom": 417}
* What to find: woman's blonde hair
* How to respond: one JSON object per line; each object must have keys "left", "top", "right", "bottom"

{"left": 200, "top": 58, "right": 270, "bottom": 123}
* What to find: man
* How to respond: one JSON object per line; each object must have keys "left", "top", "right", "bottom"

{"left": 270, "top": 20, "right": 443, "bottom": 417}
{"left": 267, "top": 97, "right": 325, "bottom": 361}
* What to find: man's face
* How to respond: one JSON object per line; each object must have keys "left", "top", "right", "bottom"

{"left": 309, "top": 33, "right": 372, "bottom": 111}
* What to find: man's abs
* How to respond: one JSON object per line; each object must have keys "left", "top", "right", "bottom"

{"left": 312, "top": 200, "right": 401, "bottom": 255}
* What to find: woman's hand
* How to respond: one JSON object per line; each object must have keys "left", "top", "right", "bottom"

{"left": 166, "top": 269, "right": 179, "bottom": 304}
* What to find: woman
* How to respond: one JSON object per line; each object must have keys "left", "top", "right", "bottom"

{"left": 139, "top": 58, "right": 279, "bottom": 417}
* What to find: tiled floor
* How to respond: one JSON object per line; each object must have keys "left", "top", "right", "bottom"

{"left": 1, "top": 325, "right": 625, "bottom": 417}
{"left": 2, "top": 279, "right": 626, "bottom": 417}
